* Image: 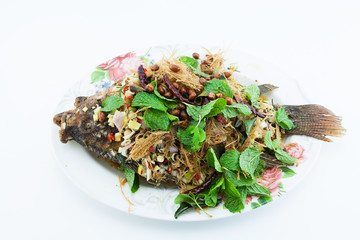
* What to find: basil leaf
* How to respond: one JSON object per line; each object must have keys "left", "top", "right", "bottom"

{"left": 245, "top": 84, "right": 260, "bottom": 108}
{"left": 91, "top": 70, "right": 107, "bottom": 83}
{"left": 224, "top": 170, "right": 256, "bottom": 187}
{"left": 178, "top": 56, "right": 199, "bottom": 69}
{"left": 219, "top": 150, "right": 241, "bottom": 171}
{"left": 221, "top": 103, "right": 252, "bottom": 118}
{"left": 239, "top": 147, "right": 262, "bottom": 176}
{"left": 204, "top": 79, "right": 233, "bottom": 98}
{"left": 276, "top": 107, "right": 295, "bottom": 130}
{"left": 174, "top": 202, "right": 193, "bottom": 219}
{"left": 101, "top": 95, "right": 125, "bottom": 112}
{"left": 275, "top": 148, "right": 297, "bottom": 164}
{"left": 131, "top": 92, "right": 167, "bottom": 112}
{"left": 144, "top": 109, "right": 170, "bottom": 130}
{"left": 246, "top": 183, "right": 271, "bottom": 196}
{"left": 243, "top": 117, "right": 257, "bottom": 135}
{"left": 279, "top": 166, "right": 296, "bottom": 178}
{"left": 206, "top": 148, "right": 223, "bottom": 172}
{"left": 122, "top": 166, "right": 139, "bottom": 193}
{"left": 185, "top": 98, "right": 227, "bottom": 120}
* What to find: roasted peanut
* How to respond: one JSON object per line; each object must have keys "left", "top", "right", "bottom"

{"left": 216, "top": 92, "right": 225, "bottom": 99}
{"left": 179, "top": 86, "right": 188, "bottom": 96}
{"left": 150, "top": 64, "right": 160, "bottom": 71}
{"left": 192, "top": 52, "right": 200, "bottom": 59}
{"left": 163, "top": 133, "right": 172, "bottom": 141}
{"left": 224, "top": 71, "right": 232, "bottom": 78}
{"left": 145, "top": 83, "right": 154, "bottom": 92}
{"left": 171, "top": 109, "right": 180, "bottom": 116}
{"left": 180, "top": 111, "right": 188, "bottom": 120}
{"left": 208, "top": 92, "right": 216, "bottom": 100}
{"left": 98, "top": 111, "right": 106, "bottom": 122}
{"left": 199, "top": 77, "right": 207, "bottom": 86}
{"left": 164, "top": 91, "right": 173, "bottom": 99}
{"left": 213, "top": 71, "right": 221, "bottom": 79}
{"left": 225, "top": 97, "right": 234, "bottom": 105}
{"left": 178, "top": 103, "right": 186, "bottom": 110}
{"left": 157, "top": 86, "right": 165, "bottom": 95}
{"left": 169, "top": 64, "right": 181, "bottom": 72}
{"left": 188, "top": 89, "right": 197, "bottom": 101}
{"left": 172, "top": 82, "right": 180, "bottom": 89}
{"left": 145, "top": 69, "right": 153, "bottom": 78}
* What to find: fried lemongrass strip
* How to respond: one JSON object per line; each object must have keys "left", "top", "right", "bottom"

{"left": 118, "top": 175, "right": 134, "bottom": 212}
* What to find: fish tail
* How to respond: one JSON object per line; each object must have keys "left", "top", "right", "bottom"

{"left": 283, "top": 104, "right": 346, "bottom": 142}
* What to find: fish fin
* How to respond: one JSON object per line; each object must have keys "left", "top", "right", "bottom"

{"left": 259, "top": 84, "right": 278, "bottom": 96}
{"left": 283, "top": 104, "right": 346, "bottom": 142}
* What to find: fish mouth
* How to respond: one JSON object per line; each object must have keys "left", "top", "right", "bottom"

{"left": 53, "top": 112, "right": 64, "bottom": 127}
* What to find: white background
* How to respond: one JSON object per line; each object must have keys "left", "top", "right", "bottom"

{"left": 1, "top": 0, "right": 359, "bottom": 239}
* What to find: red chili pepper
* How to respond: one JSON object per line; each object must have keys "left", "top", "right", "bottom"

{"left": 148, "top": 162, "right": 153, "bottom": 169}
{"left": 137, "top": 118, "right": 143, "bottom": 123}
{"left": 140, "top": 170, "right": 143, "bottom": 175}
{"left": 149, "top": 146, "right": 153, "bottom": 153}
{"left": 162, "top": 159, "right": 169, "bottom": 165}
{"left": 195, "top": 174, "right": 199, "bottom": 180}
{"left": 124, "top": 95, "right": 133, "bottom": 102}
{"left": 144, "top": 68, "right": 147, "bottom": 72}
{"left": 122, "top": 85, "right": 129, "bottom": 93}
{"left": 108, "top": 133, "right": 115, "bottom": 142}
{"left": 168, "top": 166, "right": 173, "bottom": 174}
{"left": 124, "top": 103, "right": 131, "bottom": 108}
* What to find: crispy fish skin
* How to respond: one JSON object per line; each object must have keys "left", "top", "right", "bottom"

{"left": 283, "top": 104, "right": 346, "bottom": 142}
{"left": 53, "top": 86, "right": 138, "bottom": 170}
{"left": 53, "top": 85, "right": 178, "bottom": 184}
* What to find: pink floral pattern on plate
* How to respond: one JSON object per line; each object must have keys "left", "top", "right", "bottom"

{"left": 98, "top": 52, "right": 144, "bottom": 82}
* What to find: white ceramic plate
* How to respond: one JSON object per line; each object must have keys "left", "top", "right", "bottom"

{"left": 51, "top": 44, "right": 323, "bottom": 221}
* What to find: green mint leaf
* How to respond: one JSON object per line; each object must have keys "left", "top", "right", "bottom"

{"left": 177, "top": 121, "right": 206, "bottom": 152}
{"left": 91, "top": 70, "right": 107, "bottom": 83}
{"left": 243, "top": 117, "right": 257, "bottom": 135}
{"left": 246, "top": 183, "right": 272, "bottom": 196}
{"left": 144, "top": 109, "right": 170, "bottom": 130}
{"left": 258, "top": 196, "right": 273, "bottom": 205}
{"left": 174, "top": 193, "right": 194, "bottom": 204}
{"left": 204, "top": 79, "right": 233, "bottom": 98}
{"left": 189, "top": 65, "right": 209, "bottom": 77}
{"left": 122, "top": 166, "right": 139, "bottom": 193}
{"left": 245, "top": 84, "right": 260, "bottom": 108}
{"left": 279, "top": 166, "right": 296, "bottom": 178}
{"left": 264, "top": 131, "right": 280, "bottom": 150}
{"left": 275, "top": 148, "right": 297, "bottom": 164}
{"left": 178, "top": 56, "right": 199, "bottom": 69}
{"left": 204, "top": 177, "right": 224, "bottom": 207}
{"left": 131, "top": 92, "right": 167, "bottom": 112}
{"left": 166, "top": 112, "right": 179, "bottom": 122}
{"left": 206, "top": 148, "right": 223, "bottom": 172}
{"left": 251, "top": 202, "right": 261, "bottom": 209}
{"left": 224, "top": 178, "right": 246, "bottom": 213}
{"left": 224, "top": 170, "right": 256, "bottom": 187}
{"left": 186, "top": 98, "right": 227, "bottom": 120}
{"left": 151, "top": 80, "right": 178, "bottom": 109}
{"left": 221, "top": 103, "right": 252, "bottom": 118}
{"left": 101, "top": 95, "right": 125, "bottom": 112}
{"left": 219, "top": 150, "right": 241, "bottom": 171}
{"left": 239, "top": 147, "right": 262, "bottom": 176}
{"left": 276, "top": 107, "right": 295, "bottom": 130}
